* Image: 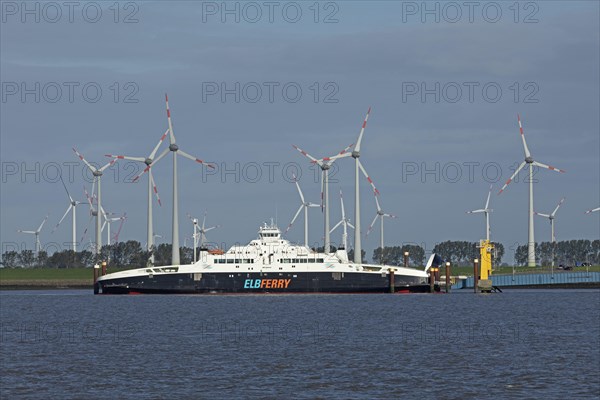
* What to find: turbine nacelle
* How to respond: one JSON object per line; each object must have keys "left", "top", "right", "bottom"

{"left": 145, "top": 158, "right": 153, "bottom": 166}
{"left": 525, "top": 156, "right": 534, "bottom": 164}
{"left": 169, "top": 143, "right": 179, "bottom": 152}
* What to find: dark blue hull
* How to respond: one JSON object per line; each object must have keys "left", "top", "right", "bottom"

{"left": 96, "top": 271, "right": 432, "bottom": 294}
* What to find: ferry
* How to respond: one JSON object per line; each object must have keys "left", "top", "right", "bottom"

{"left": 95, "top": 222, "right": 432, "bottom": 294}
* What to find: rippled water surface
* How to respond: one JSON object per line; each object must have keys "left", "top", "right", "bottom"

{"left": 1, "top": 289, "right": 599, "bottom": 399}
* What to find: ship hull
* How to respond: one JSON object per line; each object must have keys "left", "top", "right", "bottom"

{"left": 96, "top": 271, "right": 432, "bottom": 294}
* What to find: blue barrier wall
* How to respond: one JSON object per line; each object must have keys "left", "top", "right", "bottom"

{"left": 454, "top": 271, "right": 600, "bottom": 289}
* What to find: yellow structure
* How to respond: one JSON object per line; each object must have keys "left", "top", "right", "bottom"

{"left": 479, "top": 239, "right": 494, "bottom": 280}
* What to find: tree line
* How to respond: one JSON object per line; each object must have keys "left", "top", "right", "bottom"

{"left": 514, "top": 240, "right": 600, "bottom": 266}
{"left": 1, "top": 239, "right": 598, "bottom": 268}
{"left": 0, "top": 241, "right": 196, "bottom": 269}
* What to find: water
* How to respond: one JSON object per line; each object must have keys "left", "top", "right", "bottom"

{"left": 1, "top": 290, "right": 599, "bottom": 399}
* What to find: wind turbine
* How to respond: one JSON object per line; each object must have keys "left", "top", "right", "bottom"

{"left": 79, "top": 185, "right": 97, "bottom": 249}
{"left": 535, "top": 197, "right": 565, "bottom": 268}
{"left": 585, "top": 207, "right": 599, "bottom": 214}
{"left": 17, "top": 215, "right": 48, "bottom": 254}
{"left": 51, "top": 175, "right": 82, "bottom": 252}
{"left": 285, "top": 174, "right": 319, "bottom": 247}
{"left": 133, "top": 94, "right": 215, "bottom": 265}
{"left": 100, "top": 207, "right": 127, "bottom": 246}
{"left": 106, "top": 129, "right": 167, "bottom": 264}
{"left": 366, "top": 195, "right": 397, "bottom": 264}
{"left": 351, "top": 107, "right": 380, "bottom": 264}
{"left": 466, "top": 185, "right": 493, "bottom": 241}
{"left": 498, "top": 114, "right": 565, "bottom": 267}
{"left": 187, "top": 212, "right": 220, "bottom": 263}
{"left": 292, "top": 144, "right": 353, "bottom": 253}
{"left": 73, "top": 148, "right": 116, "bottom": 254}
{"left": 330, "top": 189, "right": 354, "bottom": 250}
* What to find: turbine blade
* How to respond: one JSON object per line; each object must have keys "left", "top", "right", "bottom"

{"left": 534, "top": 212, "right": 550, "bottom": 218}
{"left": 52, "top": 205, "right": 72, "bottom": 233}
{"left": 358, "top": 159, "right": 380, "bottom": 195}
{"left": 98, "top": 157, "right": 118, "bottom": 172}
{"left": 383, "top": 213, "right": 397, "bottom": 218}
{"left": 517, "top": 114, "right": 531, "bottom": 158}
{"left": 105, "top": 154, "right": 145, "bottom": 162}
{"left": 552, "top": 197, "right": 565, "bottom": 216}
{"left": 466, "top": 209, "right": 485, "bottom": 214}
{"left": 498, "top": 161, "right": 526, "bottom": 194}
{"left": 178, "top": 149, "right": 215, "bottom": 169}
{"left": 292, "top": 144, "right": 320, "bottom": 165}
{"left": 485, "top": 184, "right": 492, "bottom": 209}
{"left": 375, "top": 196, "right": 382, "bottom": 212}
{"left": 355, "top": 107, "right": 371, "bottom": 152}
{"left": 293, "top": 175, "right": 305, "bottom": 204}
{"left": 149, "top": 129, "right": 170, "bottom": 159}
{"left": 37, "top": 215, "right": 49, "bottom": 232}
{"left": 532, "top": 161, "right": 565, "bottom": 174}
{"left": 366, "top": 214, "right": 379, "bottom": 236}
{"left": 59, "top": 174, "right": 73, "bottom": 203}
{"left": 327, "top": 144, "right": 354, "bottom": 162}
{"left": 149, "top": 171, "right": 162, "bottom": 207}
{"left": 165, "top": 93, "right": 175, "bottom": 143}
{"left": 339, "top": 189, "right": 346, "bottom": 219}
{"left": 330, "top": 220, "right": 343, "bottom": 233}
{"left": 585, "top": 207, "right": 600, "bottom": 214}
{"left": 347, "top": 222, "right": 355, "bottom": 230}
{"left": 285, "top": 205, "right": 304, "bottom": 233}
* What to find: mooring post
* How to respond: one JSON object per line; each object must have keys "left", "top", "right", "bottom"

{"left": 389, "top": 268, "right": 395, "bottom": 293}
{"left": 93, "top": 264, "right": 100, "bottom": 294}
{"left": 101, "top": 261, "right": 107, "bottom": 276}
{"left": 474, "top": 258, "right": 479, "bottom": 294}
{"left": 445, "top": 261, "right": 451, "bottom": 293}
{"left": 404, "top": 251, "right": 409, "bottom": 269}
{"left": 429, "top": 267, "right": 436, "bottom": 293}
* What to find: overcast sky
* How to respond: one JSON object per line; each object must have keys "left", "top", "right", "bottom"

{"left": 1, "top": 1, "right": 599, "bottom": 263}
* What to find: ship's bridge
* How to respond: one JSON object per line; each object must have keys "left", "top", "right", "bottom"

{"left": 258, "top": 221, "right": 282, "bottom": 244}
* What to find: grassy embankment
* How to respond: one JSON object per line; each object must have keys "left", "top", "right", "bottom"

{"left": 0, "top": 267, "right": 129, "bottom": 289}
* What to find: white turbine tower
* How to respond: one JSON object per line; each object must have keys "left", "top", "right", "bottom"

{"left": 292, "top": 144, "right": 353, "bottom": 253}
{"left": 133, "top": 94, "right": 215, "bottom": 265}
{"left": 498, "top": 114, "right": 565, "bottom": 267}
{"left": 535, "top": 197, "right": 565, "bottom": 268}
{"left": 366, "top": 195, "right": 397, "bottom": 264}
{"left": 585, "top": 207, "right": 599, "bottom": 214}
{"left": 51, "top": 175, "right": 82, "bottom": 252}
{"left": 73, "top": 148, "right": 116, "bottom": 255}
{"left": 108, "top": 129, "right": 167, "bottom": 264}
{"left": 330, "top": 189, "right": 354, "bottom": 250}
{"left": 351, "top": 107, "right": 380, "bottom": 264}
{"left": 285, "top": 174, "right": 319, "bottom": 247}
{"left": 466, "top": 185, "right": 494, "bottom": 241}
{"left": 17, "top": 215, "right": 49, "bottom": 255}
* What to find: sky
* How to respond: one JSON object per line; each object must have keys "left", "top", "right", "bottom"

{"left": 1, "top": 1, "right": 599, "bottom": 264}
